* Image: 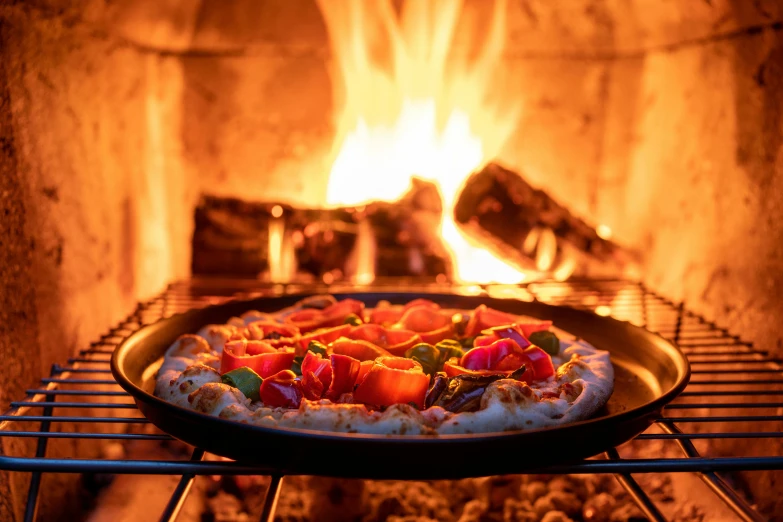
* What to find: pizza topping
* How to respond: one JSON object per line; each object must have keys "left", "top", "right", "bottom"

{"left": 353, "top": 356, "right": 430, "bottom": 409}
{"left": 464, "top": 305, "right": 518, "bottom": 337}
{"left": 344, "top": 313, "right": 363, "bottom": 326}
{"left": 346, "top": 324, "right": 422, "bottom": 356}
{"left": 461, "top": 338, "right": 527, "bottom": 371}
{"left": 244, "top": 321, "right": 300, "bottom": 348}
{"left": 404, "top": 339, "right": 465, "bottom": 375}
{"left": 220, "top": 367, "right": 263, "bottom": 401}
{"left": 528, "top": 330, "right": 561, "bottom": 356}
{"left": 290, "top": 340, "right": 328, "bottom": 376}
{"left": 426, "top": 369, "right": 527, "bottom": 413}
{"left": 300, "top": 351, "right": 333, "bottom": 400}
{"left": 465, "top": 305, "right": 554, "bottom": 338}
{"left": 368, "top": 298, "right": 440, "bottom": 326}
{"left": 404, "top": 344, "right": 440, "bottom": 375}
{"left": 476, "top": 324, "right": 532, "bottom": 350}
{"left": 297, "top": 324, "right": 352, "bottom": 354}
{"left": 329, "top": 338, "right": 392, "bottom": 361}
{"left": 393, "top": 305, "right": 454, "bottom": 344}
{"left": 521, "top": 346, "right": 556, "bottom": 379}
{"left": 459, "top": 339, "right": 556, "bottom": 381}
{"left": 424, "top": 373, "right": 450, "bottom": 408}
{"left": 221, "top": 339, "right": 297, "bottom": 378}
{"left": 297, "top": 294, "right": 337, "bottom": 310}
{"left": 286, "top": 299, "right": 365, "bottom": 333}
{"left": 157, "top": 296, "right": 614, "bottom": 431}
{"left": 259, "top": 370, "right": 303, "bottom": 408}
{"left": 444, "top": 342, "right": 555, "bottom": 382}
{"left": 327, "top": 354, "right": 361, "bottom": 399}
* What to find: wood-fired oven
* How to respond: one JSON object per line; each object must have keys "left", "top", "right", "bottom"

{"left": 1, "top": 0, "right": 782, "bottom": 521}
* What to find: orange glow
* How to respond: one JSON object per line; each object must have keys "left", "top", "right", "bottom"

{"left": 317, "top": 0, "right": 524, "bottom": 284}
{"left": 595, "top": 305, "right": 612, "bottom": 317}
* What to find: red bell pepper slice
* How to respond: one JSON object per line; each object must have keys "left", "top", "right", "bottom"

{"left": 242, "top": 340, "right": 278, "bottom": 356}
{"left": 347, "top": 324, "right": 422, "bottom": 356}
{"left": 329, "top": 338, "right": 391, "bottom": 361}
{"left": 474, "top": 324, "right": 532, "bottom": 350}
{"left": 353, "top": 356, "right": 429, "bottom": 409}
{"left": 368, "top": 299, "right": 440, "bottom": 326}
{"left": 259, "top": 370, "right": 303, "bottom": 408}
{"left": 393, "top": 305, "right": 454, "bottom": 345}
{"left": 355, "top": 359, "right": 374, "bottom": 384}
{"left": 221, "top": 340, "right": 296, "bottom": 378}
{"left": 297, "top": 324, "right": 352, "bottom": 354}
{"left": 368, "top": 307, "right": 404, "bottom": 326}
{"left": 300, "top": 351, "right": 333, "bottom": 400}
{"left": 520, "top": 346, "right": 555, "bottom": 380}
{"left": 464, "top": 305, "right": 519, "bottom": 337}
{"left": 286, "top": 299, "right": 365, "bottom": 333}
{"left": 326, "top": 354, "right": 360, "bottom": 399}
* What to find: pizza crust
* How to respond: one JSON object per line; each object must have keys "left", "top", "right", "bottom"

{"left": 154, "top": 306, "right": 614, "bottom": 436}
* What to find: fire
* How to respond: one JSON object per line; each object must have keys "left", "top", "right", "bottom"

{"left": 317, "top": 0, "right": 524, "bottom": 284}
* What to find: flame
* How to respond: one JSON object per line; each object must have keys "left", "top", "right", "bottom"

{"left": 317, "top": 0, "right": 523, "bottom": 284}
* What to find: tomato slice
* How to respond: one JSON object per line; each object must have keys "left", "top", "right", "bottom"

{"left": 352, "top": 357, "right": 429, "bottom": 409}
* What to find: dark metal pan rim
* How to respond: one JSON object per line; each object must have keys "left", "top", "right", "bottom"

{"left": 112, "top": 291, "right": 690, "bottom": 442}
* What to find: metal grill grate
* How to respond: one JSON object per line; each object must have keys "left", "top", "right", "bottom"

{"left": 2, "top": 278, "right": 783, "bottom": 522}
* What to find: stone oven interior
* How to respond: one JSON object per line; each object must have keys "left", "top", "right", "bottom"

{"left": 2, "top": 0, "right": 783, "bottom": 521}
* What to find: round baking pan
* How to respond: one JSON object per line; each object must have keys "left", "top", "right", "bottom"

{"left": 112, "top": 292, "right": 690, "bottom": 479}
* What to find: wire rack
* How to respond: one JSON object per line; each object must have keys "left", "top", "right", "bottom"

{"left": 2, "top": 277, "right": 783, "bottom": 522}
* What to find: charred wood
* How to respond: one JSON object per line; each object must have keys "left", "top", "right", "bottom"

{"left": 454, "top": 163, "right": 637, "bottom": 278}
{"left": 191, "top": 195, "right": 281, "bottom": 276}
{"left": 191, "top": 182, "right": 451, "bottom": 281}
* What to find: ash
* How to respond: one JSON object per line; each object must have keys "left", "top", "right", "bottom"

{"left": 202, "top": 472, "right": 701, "bottom": 522}
{"left": 85, "top": 436, "right": 740, "bottom": 522}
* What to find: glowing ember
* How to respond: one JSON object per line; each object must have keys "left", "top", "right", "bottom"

{"left": 317, "top": 0, "right": 523, "bottom": 284}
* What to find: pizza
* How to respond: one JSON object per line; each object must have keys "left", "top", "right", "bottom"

{"left": 154, "top": 295, "right": 614, "bottom": 435}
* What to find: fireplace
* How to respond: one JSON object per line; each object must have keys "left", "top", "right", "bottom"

{"left": 2, "top": 0, "right": 783, "bottom": 521}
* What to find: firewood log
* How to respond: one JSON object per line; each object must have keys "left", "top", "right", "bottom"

{"left": 454, "top": 163, "right": 637, "bottom": 278}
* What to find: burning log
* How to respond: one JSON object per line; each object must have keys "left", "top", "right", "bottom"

{"left": 191, "top": 181, "right": 451, "bottom": 281}
{"left": 454, "top": 163, "right": 637, "bottom": 279}
{"left": 363, "top": 178, "right": 451, "bottom": 279}
{"left": 192, "top": 195, "right": 285, "bottom": 277}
